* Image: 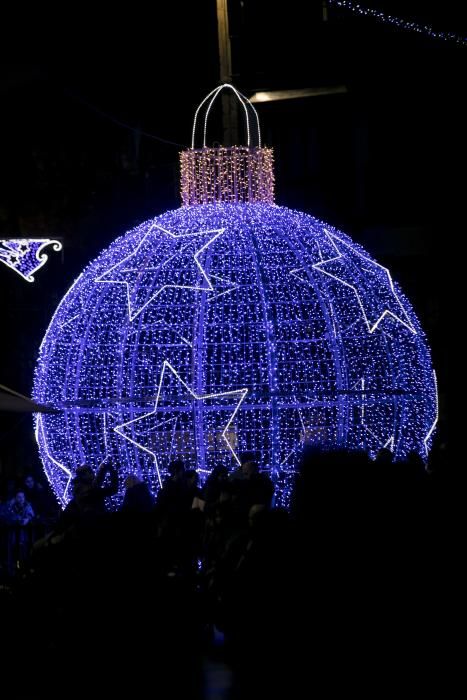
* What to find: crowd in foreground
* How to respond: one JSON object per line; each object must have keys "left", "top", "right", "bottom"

{"left": 0, "top": 443, "right": 463, "bottom": 698}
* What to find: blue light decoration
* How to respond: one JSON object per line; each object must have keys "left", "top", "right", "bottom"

{"left": 0, "top": 238, "right": 62, "bottom": 282}
{"left": 33, "top": 85, "right": 438, "bottom": 508}
{"left": 328, "top": 0, "right": 467, "bottom": 47}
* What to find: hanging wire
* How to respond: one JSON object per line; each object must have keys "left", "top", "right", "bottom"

{"left": 64, "top": 89, "right": 186, "bottom": 147}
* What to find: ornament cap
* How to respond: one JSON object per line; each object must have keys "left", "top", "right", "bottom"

{"left": 180, "top": 146, "right": 275, "bottom": 206}
{"left": 181, "top": 85, "right": 275, "bottom": 205}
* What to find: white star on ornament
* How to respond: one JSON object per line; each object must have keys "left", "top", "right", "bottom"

{"left": 364, "top": 427, "right": 395, "bottom": 454}
{"left": 279, "top": 406, "right": 306, "bottom": 469}
{"left": 423, "top": 370, "right": 438, "bottom": 457}
{"left": 98, "top": 412, "right": 123, "bottom": 466}
{"left": 95, "top": 223, "right": 234, "bottom": 321}
{"left": 352, "top": 378, "right": 395, "bottom": 454}
{"left": 35, "top": 414, "right": 73, "bottom": 504}
{"left": 55, "top": 275, "right": 86, "bottom": 331}
{"left": 289, "top": 267, "right": 309, "bottom": 284}
{"left": 293, "top": 230, "right": 416, "bottom": 334}
{"left": 114, "top": 361, "right": 248, "bottom": 484}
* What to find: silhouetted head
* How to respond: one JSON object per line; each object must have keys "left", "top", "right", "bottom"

{"left": 24, "top": 475, "right": 35, "bottom": 489}
{"left": 248, "top": 503, "right": 267, "bottom": 527}
{"left": 168, "top": 459, "right": 185, "bottom": 478}
{"left": 124, "top": 474, "right": 142, "bottom": 489}
{"left": 375, "top": 447, "right": 393, "bottom": 465}
{"left": 240, "top": 451, "right": 258, "bottom": 477}
{"left": 15, "top": 491, "right": 26, "bottom": 506}
{"left": 75, "top": 464, "right": 95, "bottom": 484}
{"left": 406, "top": 451, "right": 425, "bottom": 470}
{"left": 211, "top": 465, "right": 229, "bottom": 481}
{"left": 185, "top": 469, "right": 198, "bottom": 487}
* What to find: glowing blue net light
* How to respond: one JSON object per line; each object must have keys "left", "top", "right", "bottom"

{"left": 33, "top": 87, "right": 437, "bottom": 509}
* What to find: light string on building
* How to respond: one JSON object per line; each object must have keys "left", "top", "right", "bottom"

{"left": 328, "top": 0, "right": 467, "bottom": 46}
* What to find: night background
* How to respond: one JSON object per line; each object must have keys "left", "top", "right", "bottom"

{"left": 0, "top": 1, "right": 464, "bottom": 697}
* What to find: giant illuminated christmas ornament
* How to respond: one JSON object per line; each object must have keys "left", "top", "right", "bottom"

{"left": 33, "top": 85, "right": 437, "bottom": 507}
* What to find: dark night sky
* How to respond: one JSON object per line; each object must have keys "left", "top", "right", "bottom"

{"left": 0, "top": 1, "right": 464, "bottom": 470}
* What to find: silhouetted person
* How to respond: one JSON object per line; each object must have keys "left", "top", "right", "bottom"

{"left": 375, "top": 447, "right": 394, "bottom": 465}
{"left": 203, "top": 465, "right": 229, "bottom": 506}
{"left": 22, "top": 474, "right": 45, "bottom": 511}
{"left": 156, "top": 459, "right": 188, "bottom": 520}
{"left": 231, "top": 455, "right": 274, "bottom": 521}
{"left": 6, "top": 491, "right": 34, "bottom": 574}
{"left": 121, "top": 474, "right": 155, "bottom": 513}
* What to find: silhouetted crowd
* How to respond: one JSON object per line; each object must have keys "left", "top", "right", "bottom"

{"left": 0, "top": 444, "right": 463, "bottom": 698}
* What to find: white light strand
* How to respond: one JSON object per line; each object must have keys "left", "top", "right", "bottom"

{"left": 191, "top": 84, "right": 261, "bottom": 149}
{"left": 329, "top": 0, "right": 467, "bottom": 46}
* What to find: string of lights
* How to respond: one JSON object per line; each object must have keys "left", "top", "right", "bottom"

{"left": 180, "top": 147, "right": 274, "bottom": 206}
{"left": 328, "top": 0, "right": 467, "bottom": 46}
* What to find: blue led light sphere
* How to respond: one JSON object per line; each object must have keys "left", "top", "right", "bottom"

{"left": 33, "top": 201, "right": 437, "bottom": 507}
{"left": 33, "top": 87, "right": 437, "bottom": 508}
